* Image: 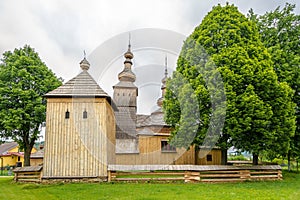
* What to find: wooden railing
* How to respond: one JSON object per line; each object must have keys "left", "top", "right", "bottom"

{"left": 108, "top": 165, "right": 282, "bottom": 183}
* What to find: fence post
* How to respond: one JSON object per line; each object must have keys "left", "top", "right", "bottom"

{"left": 14, "top": 172, "right": 18, "bottom": 182}
{"left": 240, "top": 170, "right": 250, "bottom": 181}
{"left": 278, "top": 170, "right": 282, "bottom": 180}
{"left": 184, "top": 171, "right": 200, "bottom": 183}
{"left": 108, "top": 170, "right": 111, "bottom": 182}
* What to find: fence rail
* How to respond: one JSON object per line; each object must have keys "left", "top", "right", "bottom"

{"left": 108, "top": 165, "right": 282, "bottom": 183}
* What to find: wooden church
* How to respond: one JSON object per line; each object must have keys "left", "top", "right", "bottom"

{"left": 42, "top": 43, "right": 221, "bottom": 180}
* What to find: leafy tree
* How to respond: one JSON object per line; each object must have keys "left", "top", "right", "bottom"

{"left": 249, "top": 3, "right": 300, "bottom": 169}
{"left": 0, "top": 45, "right": 62, "bottom": 166}
{"left": 163, "top": 4, "right": 296, "bottom": 165}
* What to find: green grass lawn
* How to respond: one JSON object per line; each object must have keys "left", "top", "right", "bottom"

{"left": 0, "top": 170, "right": 14, "bottom": 176}
{"left": 0, "top": 171, "right": 299, "bottom": 200}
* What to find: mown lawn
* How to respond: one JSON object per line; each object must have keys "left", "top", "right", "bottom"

{"left": 0, "top": 171, "right": 299, "bottom": 200}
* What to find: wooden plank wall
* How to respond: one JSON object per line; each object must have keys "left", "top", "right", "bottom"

{"left": 30, "top": 158, "right": 43, "bottom": 166}
{"left": 116, "top": 135, "right": 195, "bottom": 165}
{"left": 105, "top": 100, "right": 116, "bottom": 165}
{"left": 43, "top": 98, "right": 114, "bottom": 178}
{"left": 196, "top": 149, "right": 222, "bottom": 165}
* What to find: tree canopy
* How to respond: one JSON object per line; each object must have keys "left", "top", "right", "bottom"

{"left": 163, "top": 3, "right": 296, "bottom": 164}
{"left": 0, "top": 45, "right": 62, "bottom": 166}
{"left": 249, "top": 3, "right": 300, "bottom": 163}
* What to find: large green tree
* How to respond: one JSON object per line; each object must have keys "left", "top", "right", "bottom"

{"left": 0, "top": 45, "right": 62, "bottom": 166}
{"left": 249, "top": 3, "right": 300, "bottom": 168}
{"left": 163, "top": 4, "right": 296, "bottom": 165}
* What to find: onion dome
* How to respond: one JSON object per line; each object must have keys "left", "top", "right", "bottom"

{"left": 118, "top": 41, "right": 136, "bottom": 82}
{"left": 80, "top": 57, "right": 90, "bottom": 71}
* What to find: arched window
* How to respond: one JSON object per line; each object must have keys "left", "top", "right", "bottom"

{"left": 65, "top": 109, "right": 70, "bottom": 119}
{"left": 83, "top": 110, "right": 87, "bottom": 119}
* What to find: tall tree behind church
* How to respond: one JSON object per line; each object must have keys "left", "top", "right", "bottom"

{"left": 163, "top": 4, "right": 296, "bottom": 165}
{"left": 249, "top": 3, "right": 300, "bottom": 168}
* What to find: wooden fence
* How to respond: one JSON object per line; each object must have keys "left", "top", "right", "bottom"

{"left": 13, "top": 166, "right": 42, "bottom": 183}
{"left": 108, "top": 165, "right": 282, "bottom": 183}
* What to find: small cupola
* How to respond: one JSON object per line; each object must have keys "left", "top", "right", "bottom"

{"left": 118, "top": 36, "right": 136, "bottom": 82}
{"left": 80, "top": 53, "right": 90, "bottom": 71}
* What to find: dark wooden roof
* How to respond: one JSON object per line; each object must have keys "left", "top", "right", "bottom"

{"left": 13, "top": 165, "right": 43, "bottom": 172}
{"left": 115, "top": 107, "right": 137, "bottom": 139}
{"left": 0, "top": 142, "right": 18, "bottom": 155}
{"left": 136, "top": 109, "right": 168, "bottom": 128}
{"left": 30, "top": 150, "right": 44, "bottom": 158}
{"left": 113, "top": 81, "right": 138, "bottom": 89}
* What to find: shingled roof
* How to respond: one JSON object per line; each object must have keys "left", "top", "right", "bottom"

{"left": 45, "top": 70, "right": 109, "bottom": 98}
{"left": 136, "top": 109, "right": 168, "bottom": 128}
{"left": 44, "top": 58, "right": 118, "bottom": 110}
{"left": 0, "top": 142, "right": 18, "bottom": 155}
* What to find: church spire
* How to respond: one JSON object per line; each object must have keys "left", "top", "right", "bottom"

{"left": 113, "top": 35, "right": 138, "bottom": 140}
{"left": 157, "top": 55, "right": 169, "bottom": 107}
{"left": 118, "top": 34, "right": 136, "bottom": 82}
{"left": 162, "top": 55, "right": 168, "bottom": 89}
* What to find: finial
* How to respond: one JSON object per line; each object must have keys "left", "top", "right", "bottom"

{"left": 128, "top": 33, "right": 131, "bottom": 50}
{"left": 165, "top": 55, "right": 167, "bottom": 66}
{"left": 124, "top": 34, "right": 133, "bottom": 60}
{"left": 84, "top": 50, "right": 86, "bottom": 58}
{"left": 164, "top": 55, "right": 168, "bottom": 77}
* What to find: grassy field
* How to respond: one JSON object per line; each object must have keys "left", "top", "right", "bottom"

{"left": 0, "top": 171, "right": 299, "bottom": 200}
{"left": 0, "top": 170, "right": 14, "bottom": 176}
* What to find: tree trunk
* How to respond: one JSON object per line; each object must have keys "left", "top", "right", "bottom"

{"left": 221, "top": 149, "right": 227, "bottom": 165}
{"left": 287, "top": 151, "right": 291, "bottom": 172}
{"left": 253, "top": 153, "right": 259, "bottom": 165}
{"left": 195, "top": 147, "right": 199, "bottom": 165}
{"left": 23, "top": 144, "right": 33, "bottom": 166}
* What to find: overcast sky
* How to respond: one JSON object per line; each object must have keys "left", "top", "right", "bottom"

{"left": 0, "top": 0, "right": 299, "bottom": 114}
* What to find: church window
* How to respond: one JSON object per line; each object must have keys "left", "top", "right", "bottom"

{"left": 161, "top": 140, "right": 176, "bottom": 152}
{"left": 206, "top": 154, "right": 212, "bottom": 162}
{"left": 65, "top": 110, "right": 70, "bottom": 119}
{"left": 83, "top": 110, "right": 87, "bottom": 119}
